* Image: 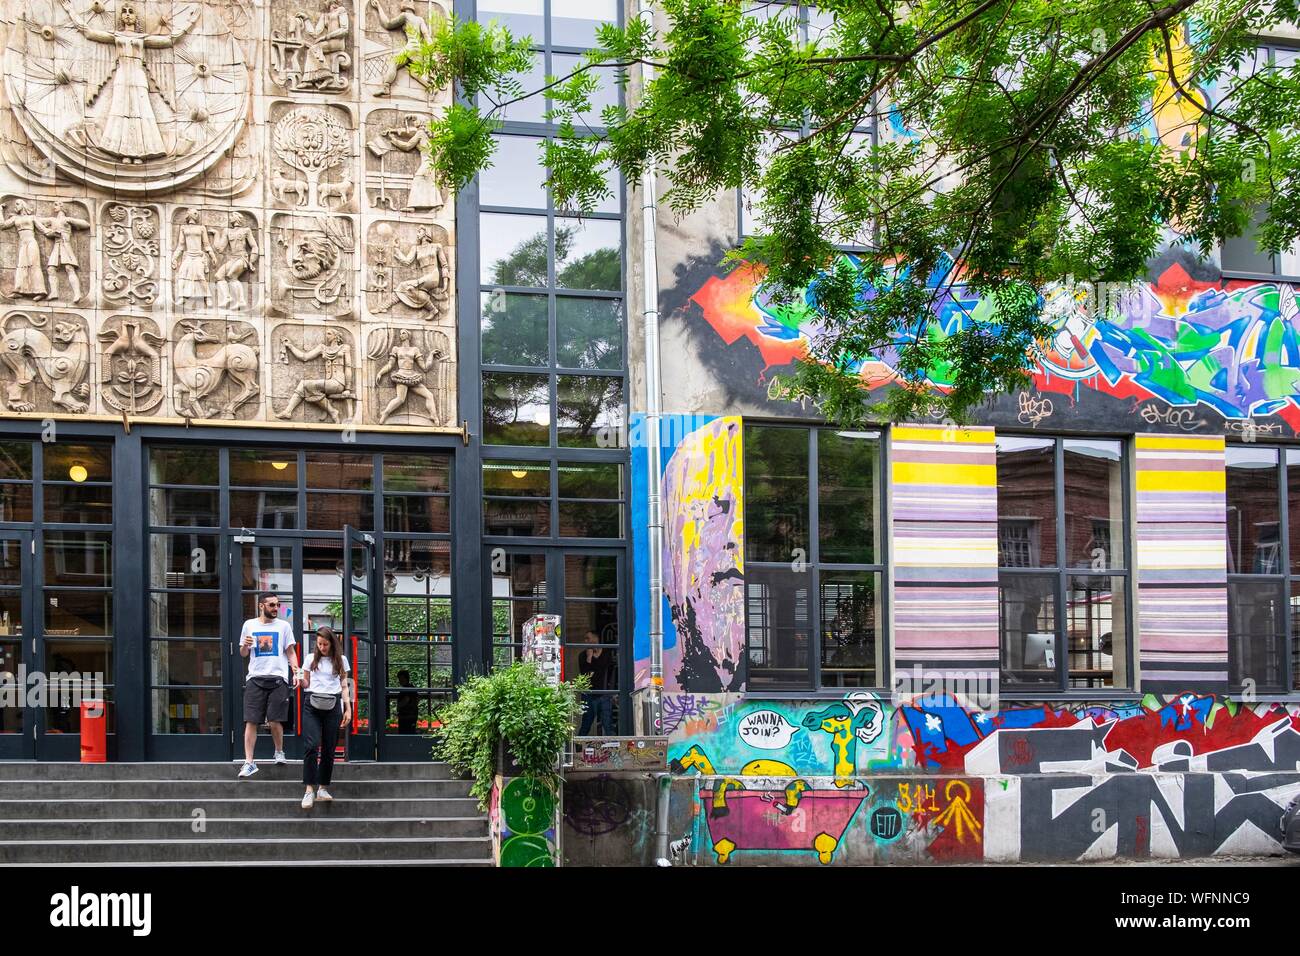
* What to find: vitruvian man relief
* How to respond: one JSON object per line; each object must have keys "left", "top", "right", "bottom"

{"left": 362, "top": 0, "right": 446, "bottom": 98}
{"left": 366, "top": 221, "right": 451, "bottom": 321}
{"left": 2, "top": 1, "right": 251, "bottom": 194}
{"left": 102, "top": 203, "right": 160, "bottom": 308}
{"left": 366, "top": 326, "right": 454, "bottom": 426}
{"left": 271, "top": 322, "right": 356, "bottom": 424}
{"left": 269, "top": 1, "right": 353, "bottom": 94}
{"left": 171, "top": 318, "right": 260, "bottom": 420}
{"left": 98, "top": 313, "right": 165, "bottom": 415}
{"left": 271, "top": 104, "right": 357, "bottom": 213}
{"left": 170, "top": 207, "right": 261, "bottom": 312}
{"left": 0, "top": 310, "right": 91, "bottom": 413}
{"left": 364, "top": 110, "right": 443, "bottom": 213}
{"left": 270, "top": 213, "right": 356, "bottom": 317}
{"left": 0, "top": 197, "right": 92, "bottom": 304}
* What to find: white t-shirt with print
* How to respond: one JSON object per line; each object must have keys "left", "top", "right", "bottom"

{"left": 303, "top": 654, "right": 352, "bottom": 696}
{"left": 241, "top": 618, "right": 296, "bottom": 682}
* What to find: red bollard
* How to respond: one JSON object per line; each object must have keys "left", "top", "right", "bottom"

{"left": 79, "top": 699, "right": 107, "bottom": 763}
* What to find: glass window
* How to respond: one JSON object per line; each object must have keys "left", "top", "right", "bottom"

{"left": 745, "top": 426, "right": 810, "bottom": 563}
{"left": 818, "top": 430, "right": 878, "bottom": 564}
{"left": 478, "top": 0, "right": 544, "bottom": 37}
{"left": 1227, "top": 446, "right": 1279, "bottom": 574}
{"left": 478, "top": 50, "right": 546, "bottom": 123}
{"left": 483, "top": 372, "right": 550, "bottom": 446}
{"left": 482, "top": 292, "right": 549, "bottom": 367}
{"left": 551, "top": 0, "right": 618, "bottom": 47}
{"left": 149, "top": 447, "right": 218, "bottom": 486}
{"left": 481, "top": 213, "right": 549, "bottom": 287}
{"left": 550, "top": 54, "right": 620, "bottom": 127}
{"left": 481, "top": 135, "right": 548, "bottom": 209}
{"left": 556, "top": 297, "right": 623, "bottom": 369}
{"left": 997, "top": 436, "right": 1129, "bottom": 691}
{"left": 229, "top": 450, "right": 297, "bottom": 487}
{"left": 556, "top": 375, "right": 623, "bottom": 447}
{"left": 555, "top": 217, "right": 621, "bottom": 290}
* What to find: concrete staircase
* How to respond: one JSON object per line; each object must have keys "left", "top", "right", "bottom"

{"left": 0, "top": 762, "right": 492, "bottom": 866}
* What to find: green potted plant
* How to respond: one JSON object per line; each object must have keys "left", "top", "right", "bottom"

{"left": 434, "top": 661, "right": 589, "bottom": 809}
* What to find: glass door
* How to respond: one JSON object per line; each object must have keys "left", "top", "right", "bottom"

{"left": 0, "top": 531, "right": 34, "bottom": 758}
{"left": 344, "top": 526, "right": 380, "bottom": 760}
{"left": 228, "top": 533, "right": 304, "bottom": 761}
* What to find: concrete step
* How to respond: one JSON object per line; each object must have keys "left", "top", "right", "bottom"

{"left": 0, "top": 817, "right": 489, "bottom": 840}
{"left": 0, "top": 796, "right": 483, "bottom": 819}
{"left": 0, "top": 836, "right": 493, "bottom": 864}
{"left": 0, "top": 779, "right": 474, "bottom": 800}
{"left": 0, "top": 762, "right": 458, "bottom": 781}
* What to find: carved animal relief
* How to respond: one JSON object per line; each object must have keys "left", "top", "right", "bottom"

{"left": 270, "top": 213, "right": 355, "bottom": 317}
{"left": 171, "top": 319, "right": 260, "bottom": 420}
{"left": 2, "top": 2, "right": 251, "bottom": 194}
{"left": 366, "top": 220, "right": 452, "bottom": 321}
{"left": 271, "top": 104, "right": 356, "bottom": 212}
{"left": 0, "top": 310, "right": 91, "bottom": 414}
{"left": 0, "top": 196, "right": 91, "bottom": 305}
{"left": 272, "top": 322, "right": 356, "bottom": 424}
{"left": 366, "top": 325, "right": 453, "bottom": 426}
{"left": 98, "top": 313, "right": 165, "bottom": 415}
{"left": 101, "top": 203, "right": 159, "bottom": 308}
{"left": 270, "top": 1, "right": 353, "bottom": 94}
{"left": 364, "top": 109, "right": 442, "bottom": 213}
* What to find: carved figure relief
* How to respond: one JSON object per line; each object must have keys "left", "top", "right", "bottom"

{"left": 0, "top": 197, "right": 92, "bottom": 304}
{"left": 101, "top": 203, "right": 160, "bottom": 308}
{"left": 271, "top": 104, "right": 356, "bottom": 211}
{"left": 366, "top": 325, "right": 453, "bottom": 426}
{"left": 270, "top": 213, "right": 355, "bottom": 316}
{"left": 364, "top": 110, "right": 442, "bottom": 212}
{"left": 98, "top": 313, "right": 164, "bottom": 414}
{"left": 270, "top": 1, "right": 353, "bottom": 93}
{"left": 3, "top": 2, "right": 251, "bottom": 194}
{"left": 363, "top": 0, "right": 445, "bottom": 98}
{"left": 171, "top": 319, "right": 260, "bottom": 419}
{"left": 169, "top": 207, "right": 260, "bottom": 312}
{"left": 272, "top": 323, "right": 356, "bottom": 424}
{"left": 366, "top": 221, "right": 451, "bottom": 321}
{"left": 0, "top": 310, "right": 91, "bottom": 413}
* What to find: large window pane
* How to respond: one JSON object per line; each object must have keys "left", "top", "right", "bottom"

{"left": 558, "top": 502, "right": 621, "bottom": 538}
{"left": 149, "top": 533, "right": 220, "bottom": 589}
{"left": 1286, "top": 449, "right": 1300, "bottom": 576}
{"left": 477, "top": 49, "right": 545, "bottom": 122}
{"left": 45, "top": 484, "right": 112, "bottom": 524}
{"left": 44, "top": 444, "right": 111, "bottom": 483}
{"left": 555, "top": 217, "right": 621, "bottom": 290}
{"left": 999, "top": 572, "right": 1058, "bottom": 686}
{"left": 745, "top": 425, "right": 809, "bottom": 563}
{"left": 45, "top": 532, "right": 111, "bottom": 586}
{"left": 384, "top": 495, "right": 450, "bottom": 535}
{"left": 819, "top": 571, "right": 880, "bottom": 688}
{"left": 565, "top": 555, "right": 618, "bottom": 598}
{"left": 0, "top": 441, "right": 32, "bottom": 480}
{"left": 481, "top": 213, "right": 549, "bottom": 287}
{"left": 481, "top": 135, "right": 547, "bottom": 209}
{"left": 556, "top": 297, "right": 622, "bottom": 369}
{"left": 556, "top": 375, "right": 623, "bottom": 447}
{"left": 149, "top": 447, "right": 218, "bottom": 485}
{"left": 382, "top": 454, "right": 449, "bottom": 494}
{"left": 485, "top": 498, "right": 550, "bottom": 536}
{"left": 558, "top": 462, "right": 620, "bottom": 499}
{"left": 550, "top": 54, "right": 620, "bottom": 127}
{"left": 1064, "top": 440, "right": 1123, "bottom": 569}
{"left": 1066, "top": 574, "right": 1127, "bottom": 689}
{"left": 149, "top": 488, "right": 218, "bottom": 527}
{"left": 817, "top": 430, "right": 878, "bottom": 564}
{"left": 0, "top": 484, "right": 32, "bottom": 523}
{"left": 149, "top": 592, "right": 222, "bottom": 639}
{"left": 229, "top": 491, "right": 298, "bottom": 529}
{"left": 306, "top": 453, "right": 373, "bottom": 491}
{"left": 484, "top": 462, "right": 551, "bottom": 497}
{"left": 478, "top": 1, "right": 544, "bottom": 40}
{"left": 150, "top": 640, "right": 222, "bottom": 687}
{"left": 483, "top": 372, "right": 550, "bottom": 446}
{"left": 229, "top": 450, "right": 297, "bottom": 487}
{"left": 996, "top": 437, "right": 1057, "bottom": 567}
{"left": 746, "top": 567, "right": 812, "bottom": 689}
{"left": 551, "top": 0, "right": 618, "bottom": 47}
{"left": 1229, "top": 579, "right": 1286, "bottom": 692}
{"left": 1226, "top": 446, "right": 1280, "bottom": 574}
{"left": 482, "top": 292, "right": 549, "bottom": 367}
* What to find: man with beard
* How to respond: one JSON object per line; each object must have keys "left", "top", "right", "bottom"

{"left": 238, "top": 592, "right": 301, "bottom": 778}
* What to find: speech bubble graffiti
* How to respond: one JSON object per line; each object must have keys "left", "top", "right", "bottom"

{"left": 737, "top": 710, "right": 800, "bottom": 750}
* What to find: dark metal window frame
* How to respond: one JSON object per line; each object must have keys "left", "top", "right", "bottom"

{"left": 995, "top": 433, "right": 1134, "bottom": 696}
{"left": 742, "top": 421, "right": 890, "bottom": 693}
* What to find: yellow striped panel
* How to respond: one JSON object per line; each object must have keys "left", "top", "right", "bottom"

{"left": 1135, "top": 435, "right": 1226, "bottom": 452}
{"left": 1135, "top": 469, "right": 1226, "bottom": 493}
{"left": 892, "top": 425, "right": 995, "bottom": 444}
{"left": 892, "top": 461, "right": 996, "bottom": 487}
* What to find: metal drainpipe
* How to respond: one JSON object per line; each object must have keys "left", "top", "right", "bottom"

{"left": 638, "top": 0, "right": 666, "bottom": 740}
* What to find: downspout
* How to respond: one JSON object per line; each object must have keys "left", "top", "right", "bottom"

{"left": 639, "top": 0, "right": 665, "bottom": 741}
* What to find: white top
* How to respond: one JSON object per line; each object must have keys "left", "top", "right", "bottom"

{"left": 303, "top": 654, "right": 352, "bottom": 696}
{"left": 241, "top": 618, "right": 296, "bottom": 683}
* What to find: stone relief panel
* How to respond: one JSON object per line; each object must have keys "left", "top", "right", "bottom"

{"left": 364, "top": 108, "right": 444, "bottom": 214}
{"left": 98, "top": 313, "right": 165, "bottom": 415}
{"left": 362, "top": 0, "right": 447, "bottom": 100}
{"left": 101, "top": 202, "right": 160, "bottom": 309}
{"left": 169, "top": 206, "right": 261, "bottom": 312}
{"left": 0, "top": 309, "right": 91, "bottom": 413}
{"left": 270, "top": 321, "right": 357, "bottom": 424}
{"left": 270, "top": 212, "right": 356, "bottom": 317}
{"left": 365, "top": 220, "right": 452, "bottom": 321}
{"left": 270, "top": 0, "right": 354, "bottom": 95}
{"left": 270, "top": 102, "right": 358, "bottom": 214}
{"left": 1, "top": 1, "right": 251, "bottom": 195}
{"left": 170, "top": 317, "right": 261, "bottom": 420}
{"left": 365, "top": 325, "right": 454, "bottom": 426}
{"left": 0, "top": 196, "right": 92, "bottom": 305}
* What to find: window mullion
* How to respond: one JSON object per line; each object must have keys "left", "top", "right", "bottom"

{"left": 1055, "top": 438, "right": 1068, "bottom": 692}
{"left": 809, "top": 427, "right": 820, "bottom": 690}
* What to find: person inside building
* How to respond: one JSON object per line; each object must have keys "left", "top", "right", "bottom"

{"left": 395, "top": 669, "right": 419, "bottom": 735}
{"left": 577, "top": 629, "right": 614, "bottom": 736}
{"left": 237, "top": 591, "right": 300, "bottom": 779}
{"left": 299, "top": 625, "right": 352, "bottom": 809}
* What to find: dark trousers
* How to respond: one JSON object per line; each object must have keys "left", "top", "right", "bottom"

{"left": 578, "top": 693, "right": 613, "bottom": 736}
{"left": 301, "top": 699, "right": 342, "bottom": 787}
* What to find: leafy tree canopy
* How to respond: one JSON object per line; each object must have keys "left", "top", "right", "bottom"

{"left": 409, "top": 0, "right": 1300, "bottom": 423}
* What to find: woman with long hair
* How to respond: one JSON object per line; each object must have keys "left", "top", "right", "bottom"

{"left": 299, "top": 625, "right": 352, "bottom": 809}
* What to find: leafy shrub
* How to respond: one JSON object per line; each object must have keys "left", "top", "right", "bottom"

{"left": 434, "top": 662, "right": 588, "bottom": 808}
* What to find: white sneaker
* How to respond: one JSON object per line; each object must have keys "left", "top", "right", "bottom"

{"left": 315, "top": 787, "right": 333, "bottom": 802}
{"left": 238, "top": 762, "right": 258, "bottom": 778}
{"left": 274, "top": 751, "right": 287, "bottom": 765}
{"left": 301, "top": 790, "right": 314, "bottom": 810}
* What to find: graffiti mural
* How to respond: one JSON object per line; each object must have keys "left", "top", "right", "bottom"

{"left": 491, "top": 776, "right": 557, "bottom": 867}
{"left": 668, "top": 247, "right": 1300, "bottom": 434}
